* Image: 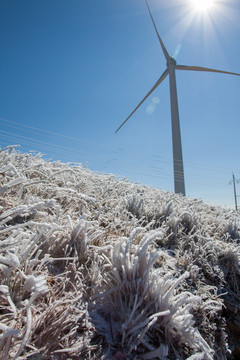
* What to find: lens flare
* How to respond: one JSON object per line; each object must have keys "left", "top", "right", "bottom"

{"left": 192, "top": 0, "right": 215, "bottom": 11}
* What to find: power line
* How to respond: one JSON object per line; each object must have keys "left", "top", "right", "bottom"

{"left": 0, "top": 117, "right": 108, "bottom": 149}
{"left": 1, "top": 118, "right": 238, "bottom": 201}
{"left": 0, "top": 130, "right": 233, "bottom": 188}
{"left": 0, "top": 117, "right": 234, "bottom": 174}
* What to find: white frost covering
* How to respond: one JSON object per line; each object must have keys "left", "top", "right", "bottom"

{"left": 23, "top": 274, "right": 48, "bottom": 297}
{"left": 92, "top": 230, "right": 214, "bottom": 358}
{"left": 0, "top": 146, "right": 239, "bottom": 359}
{"left": 0, "top": 251, "right": 20, "bottom": 268}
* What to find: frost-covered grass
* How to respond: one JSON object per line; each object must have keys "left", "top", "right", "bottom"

{"left": 0, "top": 146, "right": 240, "bottom": 359}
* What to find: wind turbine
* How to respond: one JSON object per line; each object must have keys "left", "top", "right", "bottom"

{"left": 115, "top": 0, "right": 240, "bottom": 196}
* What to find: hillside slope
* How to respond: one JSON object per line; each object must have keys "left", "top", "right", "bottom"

{"left": 0, "top": 146, "right": 240, "bottom": 359}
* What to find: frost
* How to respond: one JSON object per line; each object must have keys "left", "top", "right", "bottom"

{"left": 23, "top": 274, "right": 48, "bottom": 297}
{"left": 0, "top": 177, "right": 25, "bottom": 194}
{"left": 0, "top": 147, "right": 239, "bottom": 359}
{"left": 0, "top": 252, "right": 20, "bottom": 268}
{"left": 92, "top": 230, "right": 214, "bottom": 358}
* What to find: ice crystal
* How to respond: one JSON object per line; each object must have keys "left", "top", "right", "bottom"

{"left": 0, "top": 146, "right": 239, "bottom": 359}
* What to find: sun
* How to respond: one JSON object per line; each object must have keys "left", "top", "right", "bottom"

{"left": 191, "top": 0, "right": 216, "bottom": 11}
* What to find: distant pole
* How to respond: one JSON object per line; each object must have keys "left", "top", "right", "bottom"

{"left": 233, "top": 174, "right": 237, "bottom": 211}
{"left": 230, "top": 173, "right": 239, "bottom": 211}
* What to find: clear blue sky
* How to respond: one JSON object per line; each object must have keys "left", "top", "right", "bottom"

{"left": 1, "top": 0, "right": 240, "bottom": 207}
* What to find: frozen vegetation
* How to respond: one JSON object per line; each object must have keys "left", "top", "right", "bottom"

{"left": 0, "top": 145, "right": 240, "bottom": 359}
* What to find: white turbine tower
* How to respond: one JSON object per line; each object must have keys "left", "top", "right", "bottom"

{"left": 115, "top": 0, "right": 240, "bottom": 196}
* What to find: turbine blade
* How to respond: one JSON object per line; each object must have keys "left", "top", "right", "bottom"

{"left": 115, "top": 69, "right": 169, "bottom": 134}
{"left": 145, "top": 0, "right": 169, "bottom": 61}
{"left": 176, "top": 64, "right": 240, "bottom": 77}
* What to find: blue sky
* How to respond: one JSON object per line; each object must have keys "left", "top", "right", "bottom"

{"left": 1, "top": 0, "right": 240, "bottom": 207}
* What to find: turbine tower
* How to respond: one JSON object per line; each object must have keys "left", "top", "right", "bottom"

{"left": 115, "top": 0, "right": 240, "bottom": 196}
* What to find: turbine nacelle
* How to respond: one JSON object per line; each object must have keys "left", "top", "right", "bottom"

{"left": 167, "top": 57, "right": 177, "bottom": 67}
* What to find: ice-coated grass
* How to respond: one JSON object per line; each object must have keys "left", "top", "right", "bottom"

{"left": 0, "top": 146, "right": 240, "bottom": 359}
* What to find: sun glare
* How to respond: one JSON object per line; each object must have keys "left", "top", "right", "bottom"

{"left": 192, "top": 0, "right": 215, "bottom": 12}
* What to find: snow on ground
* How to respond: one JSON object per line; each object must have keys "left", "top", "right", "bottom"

{"left": 0, "top": 145, "right": 240, "bottom": 359}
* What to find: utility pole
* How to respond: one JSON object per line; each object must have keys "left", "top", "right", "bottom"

{"left": 229, "top": 173, "right": 240, "bottom": 211}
